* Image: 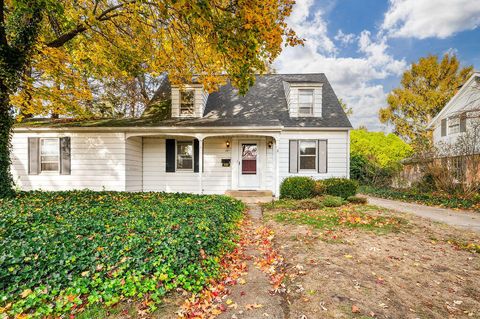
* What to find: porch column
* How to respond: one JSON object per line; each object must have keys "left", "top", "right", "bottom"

{"left": 274, "top": 136, "right": 280, "bottom": 198}
{"left": 198, "top": 136, "right": 204, "bottom": 194}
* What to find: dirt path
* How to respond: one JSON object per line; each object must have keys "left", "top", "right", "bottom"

{"left": 366, "top": 196, "right": 480, "bottom": 233}
{"left": 217, "top": 204, "right": 287, "bottom": 319}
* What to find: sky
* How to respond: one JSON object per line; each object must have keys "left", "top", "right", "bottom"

{"left": 273, "top": 0, "right": 480, "bottom": 131}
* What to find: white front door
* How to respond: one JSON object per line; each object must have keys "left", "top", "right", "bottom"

{"left": 238, "top": 142, "right": 260, "bottom": 189}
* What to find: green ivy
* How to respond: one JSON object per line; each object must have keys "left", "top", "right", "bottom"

{"left": 0, "top": 191, "right": 245, "bottom": 317}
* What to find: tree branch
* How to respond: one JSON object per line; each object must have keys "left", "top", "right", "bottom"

{"left": 46, "top": 1, "right": 136, "bottom": 48}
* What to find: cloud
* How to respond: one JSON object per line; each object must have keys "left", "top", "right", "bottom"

{"left": 334, "top": 30, "right": 355, "bottom": 45}
{"left": 382, "top": 0, "right": 480, "bottom": 39}
{"left": 274, "top": 0, "right": 407, "bottom": 131}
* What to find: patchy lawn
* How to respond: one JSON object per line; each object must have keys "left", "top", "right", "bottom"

{"left": 0, "top": 191, "right": 244, "bottom": 318}
{"left": 262, "top": 199, "right": 480, "bottom": 318}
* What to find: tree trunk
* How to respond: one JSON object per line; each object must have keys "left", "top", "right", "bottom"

{"left": 0, "top": 83, "right": 14, "bottom": 197}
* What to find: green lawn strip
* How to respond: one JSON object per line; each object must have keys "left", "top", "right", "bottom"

{"left": 359, "top": 185, "right": 480, "bottom": 211}
{"left": 0, "top": 191, "right": 245, "bottom": 317}
{"left": 269, "top": 203, "right": 406, "bottom": 234}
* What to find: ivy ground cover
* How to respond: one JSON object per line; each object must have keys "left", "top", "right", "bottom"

{"left": 0, "top": 191, "right": 244, "bottom": 318}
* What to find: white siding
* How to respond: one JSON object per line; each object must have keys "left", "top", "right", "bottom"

{"left": 171, "top": 85, "right": 208, "bottom": 118}
{"left": 142, "top": 138, "right": 200, "bottom": 193}
{"left": 142, "top": 137, "right": 232, "bottom": 194}
{"left": 11, "top": 132, "right": 126, "bottom": 191}
{"left": 278, "top": 130, "right": 349, "bottom": 191}
{"left": 287, "top": 84, "right": 323, "bottom": 117}
{"left": 125, "top": 137, "right": 143, "bottom": 191}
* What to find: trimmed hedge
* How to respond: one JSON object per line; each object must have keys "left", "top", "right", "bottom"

{"left": 0, "top": 191, "right": 244, "bottom": 317}
{"left": 280, "top": 177, "right": 316, "bottom": 199}
{"left": 322, "top": 178, "right": 358, "bottom": 199}
{"left": 347, "top": 195, "right": 368, "bottom": 204}
{"left": 322, "top": 195, "right": 344, "bottom": 207}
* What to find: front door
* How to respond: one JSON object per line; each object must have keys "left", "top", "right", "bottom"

{"left": 238, "top": 142, "right": 260, "bottom": 189}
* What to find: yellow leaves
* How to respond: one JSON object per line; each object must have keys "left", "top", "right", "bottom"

{"left": 20, "top": 289, "right": 32, "bottom": 298}
{"left": 159, "top": 273, "right": 169, "bottom": 281}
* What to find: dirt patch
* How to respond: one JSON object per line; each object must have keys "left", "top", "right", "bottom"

{"left": 264, "top": 204, "right": 480, "bottom": 319}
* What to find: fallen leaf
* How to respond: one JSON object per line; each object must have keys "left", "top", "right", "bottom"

{"left": 352, "top": 305, "right": 360, "bottom": 313}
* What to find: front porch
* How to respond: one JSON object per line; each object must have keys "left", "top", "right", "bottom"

{"left": 125, "top": 129, "right": 281, "bottom": 196}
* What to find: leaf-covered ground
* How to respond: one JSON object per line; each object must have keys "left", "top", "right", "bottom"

{"left": 0, "top": 191, "right": 244, "bottom": 318}
{"left": 263, "top": 201, "right": 480, "bottom": 318}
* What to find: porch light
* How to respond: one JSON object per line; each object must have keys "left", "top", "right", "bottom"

{"left": 268, "top": 141, "right": 273, "bottom": 149}
{"left": 226, "top": 140, "right": 231, "bottom": 148}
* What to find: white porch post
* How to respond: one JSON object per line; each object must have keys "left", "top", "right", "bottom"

{"left": 274, "top": 136, "right": 280, "bottom": 198}
{"left": 198, "top": 136, "right": 204, "bottom": 194}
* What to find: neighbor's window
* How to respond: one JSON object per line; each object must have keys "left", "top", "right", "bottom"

{"left": 299, "top": 140, "right": 317, "bottom": 170}
{"left": 180, "top": 89, "right": 195, "bottom": 116}
{"left": 448, "top": 116, "right": 460, "bottom": 134}
{"left": 176, "top": 141, "right": 193, "bottom": 170}
{"left": 298, "top": 89, "right": 314, "bottom": 116}
{"left": 40, "top": 138, "right": 60, "bottom": 172}
{"left": 450, "top": 156, "right": 466, "bottom": 182}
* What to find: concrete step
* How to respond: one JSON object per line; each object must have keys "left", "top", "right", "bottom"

{"left": 225, "top": 190, "right": 273, "bottom": 197}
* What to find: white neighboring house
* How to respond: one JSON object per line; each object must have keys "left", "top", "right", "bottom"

{"left": 10, "top": 74, "right": 352, "bottom": 196}
{"left": 427, "top": 72, "right": 480, "bottom": 182}
{"left": 428, "top": 72, "right": 480, "bottom": 150}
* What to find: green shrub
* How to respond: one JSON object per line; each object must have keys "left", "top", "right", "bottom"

{"left": 323, "top": 178, "right": 358, "bottom": 199}
{"left": 347, "top": 196, "right": 368, "bottom": 204}
{"left": 322, "top": 195, "right": 344, "bottom": 207}
{"left": 280, "top": 176, "right": 316, "bottom": 199}
{"left": 313, "top": 180, "right": 326, "bottom": 196}
{"left": 0, "top": 191, "right": 244, "bottom": 317}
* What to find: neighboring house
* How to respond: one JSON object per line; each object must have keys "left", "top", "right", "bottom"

{"left": 426, "top": 71, "right": 480, "bottom": 184}
{"left": 11, "top": 74, "right": 352, "bottom": 196}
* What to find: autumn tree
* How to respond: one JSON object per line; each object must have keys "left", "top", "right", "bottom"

{"left": 0, "top": 0, "right": 302, "bottom": 197}
{"left": 379, "top": 54, "right": 473, "bottom": 150}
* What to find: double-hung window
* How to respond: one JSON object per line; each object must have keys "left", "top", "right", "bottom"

{"left": 298, "top": 89, "right": 314, "bottom": 116}
{"left": 180, "top": 89, "right": 195, "bottom": 116}
{"left": 299, "top": 140, "right": 317, "bottom": 170}
{"left": 176, "top": 141, "right": 193, "bottom": 170}
{"left": 40, "top": 138, "right": 60, "bottom": 172}
{"left": 448, "top": 117, "right": 460, "bottom": 135}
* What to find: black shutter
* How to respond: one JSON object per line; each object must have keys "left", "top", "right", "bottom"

{"left": 165, "top": 139, "right": 176, "bottom": 172}
{"left": 60, "top": 137, "right": 71, "bottom": 175}
{"left": 193, "top": 139, "right": 199, "bottom": 173}
{"left": 441, "top": 119, "right": 447, "bottom": 136}
{"left": 289, "top": 140, "right": 298, "bottom": 173}
{"left": 28, "top": 137, "right": 40, "bottom": 175}
{"left": 460, "top": 113, "right": 467, "bottom": 132}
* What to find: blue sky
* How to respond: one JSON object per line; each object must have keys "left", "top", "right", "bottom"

{"left": 273, "top": 0, "right": 480, "bottom": 131}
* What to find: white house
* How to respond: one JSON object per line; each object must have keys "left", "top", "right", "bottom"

{"left": 428, "top": 72, "right": 480, "bottom": 150}
{"left": 11, "top": 74, "right": 352, "bottom": 196}
{"left": 426, "top": 71, "right": 480, "bottom": 183}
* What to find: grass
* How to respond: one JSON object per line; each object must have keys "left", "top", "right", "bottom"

{"left": 263, "top": 199, "right": 406, "bottom": 234}
{"left": 0, "top": 191, "right": 244, "bottom": 318}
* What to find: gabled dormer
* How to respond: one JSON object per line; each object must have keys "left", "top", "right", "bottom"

{"left": 283, "top": 81, "right": 323, "bottom": 117}
{"left": 171, "top": 84, "right": 209, "bottom": 118}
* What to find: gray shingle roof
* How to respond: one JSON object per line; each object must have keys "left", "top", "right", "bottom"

{"left": 16, "top": 74, "right": 352, "bottom": 129}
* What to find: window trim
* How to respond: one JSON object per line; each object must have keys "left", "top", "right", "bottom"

{"left": 39, "top": 138, "right": 60, "bottom": 174}
{"left": 448, "top": 116, "right": 460, "bottom": 135}
{"left": 298, "top": 140, "right": 317, "bottom": 172}
{"left": 175, "top": 140, "right": 194, "bottom": 171}
{"left": 297, "top": 89, "right": 314, "bottom": 116}
{"left": 179, "top": 89, "right": 195, "bottom": 116}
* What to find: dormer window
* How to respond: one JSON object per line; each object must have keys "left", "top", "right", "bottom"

{"left": 180, "top": 89, "right": 195, "bottom": 116}
{"left": 298, "top": 89, "right": 314, "bottom": 116}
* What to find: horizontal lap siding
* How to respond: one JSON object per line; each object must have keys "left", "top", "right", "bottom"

{"left": 203, "top": 138, "right": 231, "bottom": 194}
{"left": 125, "top": 137, "right": 143, "bottom": 192}
{"left": 279, "top": 130, "right": 349, "bottom": 183}
{"left": 143, "top": 137, "right": 231, "bottom": 194}
{"left": 11, "top": 132, "right": 126, "bottom": 191}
